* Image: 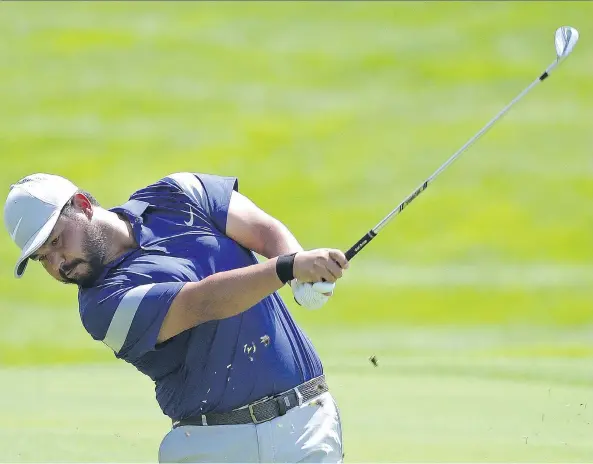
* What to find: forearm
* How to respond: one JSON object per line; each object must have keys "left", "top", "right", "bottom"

{"left": 257, "top": 218, "right": 304, "bottom": 259}
{"left": 159, "top": 247, "right": 348, "bottom": 342}
{"left": 191, "top": 258, "right": 284, "bottom": 321}
{"left": 225, "top": 191, "right": 303, "bottom": 259}
{"left": 158, "top": 257, "right": 287, "bottom": 342}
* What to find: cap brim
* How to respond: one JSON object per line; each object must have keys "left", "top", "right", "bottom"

{"left": 14, "top": 210, "right": 61, "bottom": 278}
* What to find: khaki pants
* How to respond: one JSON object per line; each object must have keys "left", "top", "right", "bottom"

{"left": 158, "top": 392, "right": 343, "bottom": 463}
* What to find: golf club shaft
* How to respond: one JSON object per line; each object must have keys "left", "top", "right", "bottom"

{"left": 344, "top": 62, "right": 558, "bottom": 262}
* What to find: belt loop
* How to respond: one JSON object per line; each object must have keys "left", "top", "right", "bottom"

{"left": 201, "top": 415, "right": 208, "bottom": 426}
{"left": 277, "top": 396, "right": 290, "bottom": 416}
{"left": 294, "top": 386, "right": 304, "bottom": 406}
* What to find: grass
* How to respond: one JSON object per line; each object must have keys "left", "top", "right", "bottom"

{"left": 0, "top": 327, "right": 591, "bottom": 462}
{"left": 0, "top": 2, "right": 592, "bottom": 461}
{"left": 1, "top": 2, "right": 593, "bottom": 318}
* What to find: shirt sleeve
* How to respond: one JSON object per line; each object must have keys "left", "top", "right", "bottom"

{"left": 160, "top": 172, "right": 238, "bottom": 234}
{"left": 79, "top": 280, "right": 185, "bottom": 363}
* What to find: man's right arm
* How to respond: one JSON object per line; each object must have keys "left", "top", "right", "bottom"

{"left": 157, "top": 248, "right": 348, "bottom": 343}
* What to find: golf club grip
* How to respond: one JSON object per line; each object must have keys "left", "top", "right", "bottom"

{"left": 345, "top": 230, "right": 377, "bottom": 261}
{"left": 343, "top": 180, "right": 429, "bottom": 262}
{"left": 319, "top": 231, "right": 375, "bottom": 282}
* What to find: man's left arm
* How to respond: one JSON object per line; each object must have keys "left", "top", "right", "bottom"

{"left": 225, "top": 190, "right": 338, "bottom": 308}
{"left": 225, "top": 190, "right": 303, "bottom": 259}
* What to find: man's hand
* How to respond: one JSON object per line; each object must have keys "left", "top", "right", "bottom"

{"left": 289, "top": 249, "right": 348, "bottom": 310}
{"left": 291, "top": 280, "right": 336, "bottom": 310}
{"left": 292, "top": 249, "right": 349, "bottom": 283}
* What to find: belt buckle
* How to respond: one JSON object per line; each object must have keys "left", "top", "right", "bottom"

{"left": 248, "top": 403, "right": 261, "bottom": 424}
{"left": 248, "top": 397, "right": 269, "bottom": 424}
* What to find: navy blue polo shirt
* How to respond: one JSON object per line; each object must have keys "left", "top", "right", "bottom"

{"left": 78, "top": 173, "right": 323, "bottom": 421}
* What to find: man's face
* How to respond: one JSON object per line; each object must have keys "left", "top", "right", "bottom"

{"left": 30, "top": 200, "right": 108, "bottom": 288}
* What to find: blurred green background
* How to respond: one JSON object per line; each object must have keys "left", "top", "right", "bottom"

{"left": 0, "top": 2, "right": 591, "bottom": 462}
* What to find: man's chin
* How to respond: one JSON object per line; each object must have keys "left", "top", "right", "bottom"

{"left": 61, "top": 269, "right": 102, "bottom": 287}
{"left": 72, "top": 275, "right": 99, "bottom": 288}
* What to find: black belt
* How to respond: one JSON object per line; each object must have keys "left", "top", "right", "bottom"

{"left": 172, "top": 375, "right": 328, "bottom": 428}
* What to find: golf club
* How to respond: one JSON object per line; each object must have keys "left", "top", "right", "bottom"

{"left": 343, "top": 26, "right": 579, "bottom": 262}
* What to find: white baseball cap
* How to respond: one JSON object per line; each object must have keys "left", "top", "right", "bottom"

{"left": 4, "top": 173, "right": 79, "bottom": 278}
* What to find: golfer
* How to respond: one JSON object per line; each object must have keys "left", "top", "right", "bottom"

{"left": 4, "top": 172, "right": 348, "bottom": 463}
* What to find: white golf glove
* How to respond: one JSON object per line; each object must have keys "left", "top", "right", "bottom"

{"left": 290, "top": 280, "right": 336, "bottom": 310}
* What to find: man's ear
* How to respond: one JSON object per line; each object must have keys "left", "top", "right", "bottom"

{"left": 71, "top": 193, "right": 94, "bottom": 219}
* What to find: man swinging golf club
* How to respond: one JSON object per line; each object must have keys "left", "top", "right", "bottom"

{"left": 4, "top": 23, "right": 578, "bottom": 464}
{"left": 4, "top": 172, "right": 348, "bottom": 463}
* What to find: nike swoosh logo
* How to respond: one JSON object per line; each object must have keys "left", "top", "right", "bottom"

{"left": 184, "top": 206, "right": 194, "bottom": 226}
{"left": 10, "top": 217, "right": 23, "bottom": 241}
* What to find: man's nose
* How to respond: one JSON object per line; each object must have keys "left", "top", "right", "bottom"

{"left": 48, "top": 253, "right": 65, "bottom": 272}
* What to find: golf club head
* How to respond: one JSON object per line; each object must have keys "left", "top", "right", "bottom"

{"left": 555, "top": 26, "right": 579, "bottom": 60}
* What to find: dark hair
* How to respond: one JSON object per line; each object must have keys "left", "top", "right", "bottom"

{"left": 61, "top": 189, "right": 101, "bottom": 216}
